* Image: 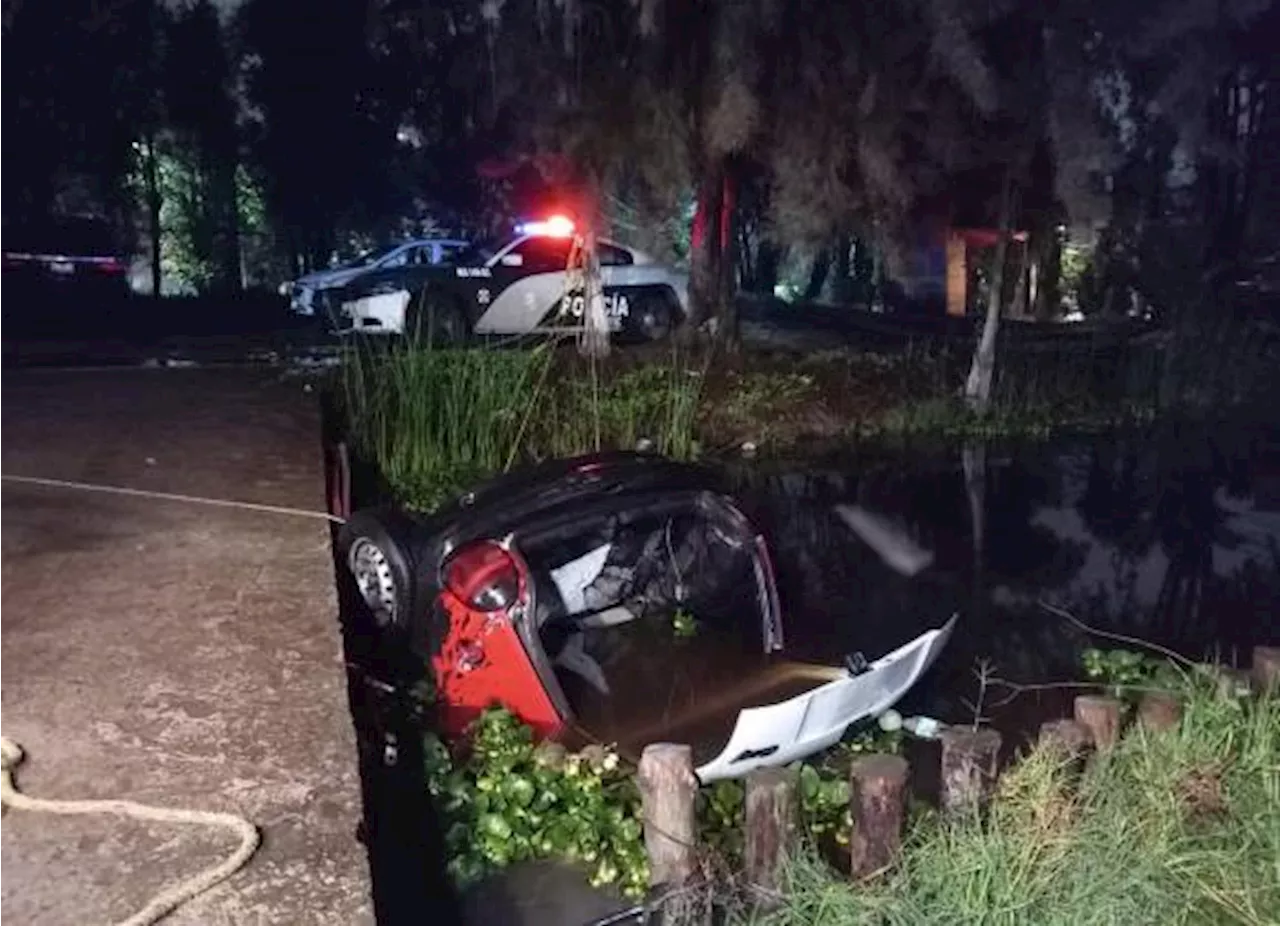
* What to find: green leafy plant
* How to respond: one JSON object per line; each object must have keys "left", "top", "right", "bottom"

{"left": 672, "top": 607, "right": 698, "bottom": 639}
{"left": 423, "top": 707, "right": 648, "bottom": 897}
{"left": 698, "top": 779, "right": 745, "bottom": 864}
{"left": 1081, "top": 647, "right": 1181, "bottom": 703}
{"left": 797, "top": 762, "right": 854, "bottom": 846}
{"left": 796, "top": 723, "right": 906, "bottom": 847}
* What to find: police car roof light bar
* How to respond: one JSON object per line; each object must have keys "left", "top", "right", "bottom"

{"left": 516, "top": 215, "right": 575, "bottom": 238}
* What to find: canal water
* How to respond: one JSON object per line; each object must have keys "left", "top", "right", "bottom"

{"left": 729, "top": 418, "right": 1280, "bottom": 732}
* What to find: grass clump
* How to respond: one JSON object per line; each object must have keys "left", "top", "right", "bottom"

{"left": 744, "top": 681, "right": 1280, "bottom": 926}
{"left": 340, "top": 336, "right": 704, "bottom": 509}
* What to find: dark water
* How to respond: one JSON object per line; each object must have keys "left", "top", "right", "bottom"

{"left": 726, "top": 419, "right": 1280, "bottom": 733}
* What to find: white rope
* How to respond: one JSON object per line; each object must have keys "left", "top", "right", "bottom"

{"left": 1, "top": 474, "right": 345, "bottom": 523}
{"left": 1, "top": 736, "right": 261, "bottom": 926}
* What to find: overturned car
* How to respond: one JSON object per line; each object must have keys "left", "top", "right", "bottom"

{"left": 338, "top": 453, "right": 956, "bottom": 782}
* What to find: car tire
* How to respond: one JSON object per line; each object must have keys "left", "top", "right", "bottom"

{"left": 337, "top": 509, "right": 416, "bottom": 634}
{"left": 404, "top": 292, "right": 468, "bottom": 347}
{"left": 631, "top": 290, "right": 678, "bottom": 342}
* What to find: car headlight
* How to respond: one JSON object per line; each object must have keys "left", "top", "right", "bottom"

{"left": 278, "top": 281, "right": 293, "bottom": 296}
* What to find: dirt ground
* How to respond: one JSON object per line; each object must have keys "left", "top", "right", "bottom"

{"left": 1, "top": 367, "right": 373, "bottom": 925}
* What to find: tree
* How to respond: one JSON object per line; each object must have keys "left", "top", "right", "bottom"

{"left": 3, "top": 0, "right": 162, "bottom": 235}
{"left": 240, "top": 0, "right": 402, "bottom": 272}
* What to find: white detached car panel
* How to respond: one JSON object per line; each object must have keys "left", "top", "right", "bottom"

{"left": 696, "top": 614, "right": 957, "bottom": 781}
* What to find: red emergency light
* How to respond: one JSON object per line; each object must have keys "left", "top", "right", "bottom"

{"left": 516, "top": 214, "right": 576, "bottom": 238}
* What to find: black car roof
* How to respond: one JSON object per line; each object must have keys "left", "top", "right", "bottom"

{"left": 399, "top": 450, "right": 732, "bottom": 560}
{"left": 425, "top": 451, "right": 725, "bottom": 539}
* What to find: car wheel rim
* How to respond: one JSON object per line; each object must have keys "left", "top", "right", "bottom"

{"left": 349, "top": 538, "right": 397, "bottom": 626}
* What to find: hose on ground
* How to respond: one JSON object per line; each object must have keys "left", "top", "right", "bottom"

{"left": 1, "top": 736, "right": 261, "bottom": 926}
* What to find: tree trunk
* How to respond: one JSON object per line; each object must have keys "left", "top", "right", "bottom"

{"left": 143, "top": 133, "right": 163, "bottom": 299}
{"left": 225, "top": 163, "right": 242, "bottom": 291}
{"left": 682, "top": 159, "right": 724, "bottom": 344}
{"left": 580, "top": 224, "right": 610, "bottom": 359}
{"left": 756, "top": 241, "right": 782, "bottom": 294}
{"left": 804, "top": 248, "right": 830, "bottom": 301}
{"left": 566, "top": 176, "right": 610, "bottom": 359}
{"left": 964, "top": 176, "right": 1017, "bottom": 412}
{"left": 1035, "top": 232, "right": 1060, "bottom": 320}
{"left": 1009, "top": 239, "right": 1029, "bottom": 319}
{"left": 715, "top": 164, "right": 740, "bottom": 347}
{"left": 831, "top": 234, "right": 853, "bottom": 304}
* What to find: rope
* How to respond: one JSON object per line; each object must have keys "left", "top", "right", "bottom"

{"left": 1, "top": 736, "right": 261, "bottom": 926}
{"left": 1, "top": 474, "right": 345, "bottom": 524}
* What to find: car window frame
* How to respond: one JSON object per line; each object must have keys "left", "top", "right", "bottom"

{"left": 598, "top": 243, "right": 634, "bottom": 267}
{"left": 375, "top": 245, "right": 413, "bottom": 270}
{"left": 508, "top": 235, "right": 575, "bottom": 274}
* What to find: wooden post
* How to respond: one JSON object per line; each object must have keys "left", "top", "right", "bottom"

{"left": 849, "top": 755, "right": 909, "bottom": 880}
{"left": 1038, "top": 719, "right": 1091, "bottom": 764}
{"left": 744, "top": 767, "right": 797, "bottom": 903}
{"left": 939, "top": 728, "right": 1001, "bottom": 815}
{"left": 1252, "top": 646, "right": 1280, "bottom": 693}
{"left": 1214, "top": 666, "right": 1255, "bottom": 700}
{"left": 1074, "top": 695, "right": 1122, "bottom": 751}
{"left": 1137, "top": 692, "right": 1182, "bottom": 732}
{"left": 946, "top": 230, "right": 968, "bottom": 317}
{"left": 637, "top": 744, "right": 698, "bottom": 889}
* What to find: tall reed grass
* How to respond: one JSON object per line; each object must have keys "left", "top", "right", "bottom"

{"left": 340, "top": 334, "right": 704, "bottom": 509}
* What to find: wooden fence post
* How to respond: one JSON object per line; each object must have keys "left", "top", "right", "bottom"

{"left": 1038, "top": 719, "right": 1091, "bottom": 764}
{"left": 1206, "top": 665, "right": 1254, "bottom": 700}
{"left": 1074, "top": 695, "right": 1122, "bottom": 751}
{"left": 637, "top": 744, "right": 698, "bottom": 889}
{"left": 939, "top": 728, "right": 1001, "bottom": 815}
{"left": 744, "top": 767, "right": 797, "bottom": 904}
{"left": 1137, "top": 692, "right": 1182, "bottom": 732}
{"left": 848, "top": 754, "right": 909, "bottom": 880}
{"left": 1252, "top": 646, "right": 1280, "bottom": 693}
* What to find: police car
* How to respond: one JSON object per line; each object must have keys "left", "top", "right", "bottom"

{"left": 334, "top": 216, "right": 689, "bottom": 343}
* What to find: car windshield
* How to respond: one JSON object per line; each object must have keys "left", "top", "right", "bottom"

{"left": 451, "top": 236, "right": 506, "bottom": 267}
{"left": 337, "top": 244, "right": 401, "bottom": 270}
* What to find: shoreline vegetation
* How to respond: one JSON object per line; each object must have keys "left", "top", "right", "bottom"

{"left": 424, "top": 648, "right": 1279, "bottom": 923}
{"left": 338, "top": 327, "right": 1275, "bottom": 512}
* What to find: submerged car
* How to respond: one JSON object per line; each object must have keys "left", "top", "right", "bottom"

{"left": 283, "top": 237, "right": 468, "bottom": 318}
{"left": 335, "top": 216, "right": 689, "bottom": 343}
{"left": 337, "top": 453, "right": 955, "bottom": 781}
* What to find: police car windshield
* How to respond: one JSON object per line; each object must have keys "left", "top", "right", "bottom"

{"left": 337, "top": 244, "right": 399, "bottom": 270}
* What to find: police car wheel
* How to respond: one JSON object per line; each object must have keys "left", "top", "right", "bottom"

{"left": 633, "top": 292, "right": 675, "bottom": 342}
{"left": 406, "top": 295, "right": 467, "bottom": 346}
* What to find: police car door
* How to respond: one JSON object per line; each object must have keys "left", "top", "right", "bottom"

{"left": 473, "top": 236, "right": 574, "bottom": 335}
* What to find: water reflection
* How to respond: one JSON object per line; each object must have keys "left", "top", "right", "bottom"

{"left": 727, "top": 421, "right": 1280, "bottom": 724}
